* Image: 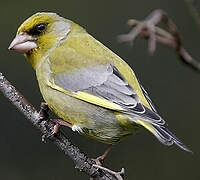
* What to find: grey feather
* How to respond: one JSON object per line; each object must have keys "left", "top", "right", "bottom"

{"left": 55, "top": 64, "right": 112, "bottom": 92}
{"left": 140, "top": 84, "right": 157, "bottom": 113}
{"left": 86, "top": 85, "right": 137, "bottom": 106}
{"left": 54, "top": 63, "right": 164, "bottom": 125}
{"left": 153, "top": 125, "right": 192, "bottom": 152}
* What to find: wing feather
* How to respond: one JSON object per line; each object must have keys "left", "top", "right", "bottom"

{"left": 54, "top": 63, "right": 165, "bottom": 125}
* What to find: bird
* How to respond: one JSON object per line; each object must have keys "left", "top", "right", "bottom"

{"left": 8, "top": 12, "right": 191, "bottom": 160}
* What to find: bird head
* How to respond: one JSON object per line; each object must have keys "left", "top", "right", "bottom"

{"left": 8, "top": 12, "right": 83, "bottom": 69}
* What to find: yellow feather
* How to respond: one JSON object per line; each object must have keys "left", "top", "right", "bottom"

{"left": 48, "top": 82, "right": 125, "bottom": 111}
{"left": 136, "top": 120, "right": 155, "bottom": 134}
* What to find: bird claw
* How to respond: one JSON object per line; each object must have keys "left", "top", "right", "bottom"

{"left": 92, "top": 164, "right": 125, "bottom": 180}
{"left": 41, "top": 122, "right": 60, "bottom": 143}
{"left": 38, "top": 102, "right": 61, "bottom": 141}
{"left": 91, "top": 145, "right": 112, "bottom": 166}
{"left": 90, "top": 146, "right": 124, "bottom": 180}
{"left": 91, "top": 157, "right": 103, "bottom": 167}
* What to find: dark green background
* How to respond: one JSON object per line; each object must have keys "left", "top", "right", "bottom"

{"left": 0, "top": 0, "right": 199, "bottom": 179}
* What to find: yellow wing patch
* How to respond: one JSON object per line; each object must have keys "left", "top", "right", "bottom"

{"left": 48, "top": 81, "right": 125, "bottom": 111}
{"left": 136, "top": 120, "right": 155, "bottom": 134}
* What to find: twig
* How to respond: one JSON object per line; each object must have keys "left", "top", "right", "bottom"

{"left": 0, "top": 72, "right": 122, "bottom": 180}
{"left": 118, "top": 9, "right": 200, "bottom": 71}
{"left": 93, "top": 165, "right": 125, "bottom": 180}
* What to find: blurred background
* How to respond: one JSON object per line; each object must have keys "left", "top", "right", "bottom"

{"left": 0, "top": 0, "right": 199, "bottom": 179}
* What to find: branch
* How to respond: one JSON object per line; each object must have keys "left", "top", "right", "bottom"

{"left": 118, "top": 9, "right": 200, "bottom": 71}
{"left": 0, "top": 72, "right": 123, "bottom": 180}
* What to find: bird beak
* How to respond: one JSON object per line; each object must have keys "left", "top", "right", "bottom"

{"left": 8, "top": 33, "right": 37, "bottom": 53}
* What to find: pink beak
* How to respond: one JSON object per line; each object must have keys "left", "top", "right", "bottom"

{"left": 8, "top": 33, "right": 37, "bottom": 53}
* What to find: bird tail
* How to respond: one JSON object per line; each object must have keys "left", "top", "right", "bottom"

{"left": 137, "top": 120, "right": 192, "bottom": 153}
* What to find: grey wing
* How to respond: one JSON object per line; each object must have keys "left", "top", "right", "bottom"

{"left": 54, "top": 63, "right": 164, "bottom": 125}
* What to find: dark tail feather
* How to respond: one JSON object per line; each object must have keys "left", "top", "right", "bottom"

{"left": 153, "top": 125, "right": 192, "bottom": 153}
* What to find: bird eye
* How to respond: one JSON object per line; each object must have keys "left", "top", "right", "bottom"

{"left": 29, "top": 23, "right": 47, "bottom": 36}
{"left": 36, "top": 23, "right": 46, "bottom": 32}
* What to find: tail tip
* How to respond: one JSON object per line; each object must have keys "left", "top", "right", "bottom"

{"left": 174, "top": 141, "right": 193, "bottom": 153}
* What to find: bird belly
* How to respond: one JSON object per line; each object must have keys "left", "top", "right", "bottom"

{"left": 38, "top": 81, "right": 140, "bottom": 144}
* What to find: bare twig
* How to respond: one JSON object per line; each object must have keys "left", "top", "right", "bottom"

{"left": 93, "top": 165, "right": 125, "bottom": 180}
{"left": 0, "top": 72, "right": 123, "bottom": 180}
{"left": 118, "top": 9, "right": 200, "bottom": 71}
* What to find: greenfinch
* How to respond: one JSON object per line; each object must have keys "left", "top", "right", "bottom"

{"left": 9, "top": 12, "right": 191, "bottom": 153}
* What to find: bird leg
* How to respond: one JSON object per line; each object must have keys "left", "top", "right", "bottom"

{"left": 41, "top": 118, "right": 72, "bottom": 141}
{"left": 51, "top": 118, "right": 72, "bottom": 134}
{"left": 90, "top": 146, "right": 125, "bottom": 180}
{"left": 39, "top": 102, "right": 72, "bottom": 139}
{"left": 39, "top": 102, "right": 125, "bottom": 179}
{"left": 93, "top": 145, "right": 112, "bottom": 166}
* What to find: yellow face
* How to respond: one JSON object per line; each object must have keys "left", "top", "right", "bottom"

{"left": 17, "top": 13, "right": 56, "bottom": 34}
{"left": 9, "top": 12, "right": 71, "bottom": 68}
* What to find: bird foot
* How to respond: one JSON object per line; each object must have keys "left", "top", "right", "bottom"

{"left": 92, "top": 145, "right": 112, "bottom": 166}
{"left": 92, "top": 164, "right": 125, "bottom": 180}
{"left": 39, "top": 102, "right": 70, "bottom": 141}
{"left": 90, "top": 146, "right": 122, "bottom": 180}
{"left": 43, "top": 119, "right": 72, "bottom": 140}
{"left": 92, "top": 155, "right": 104, "bottom": 166}
{"left": 41, "top": 120, "right": 62, "bottom": 142}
